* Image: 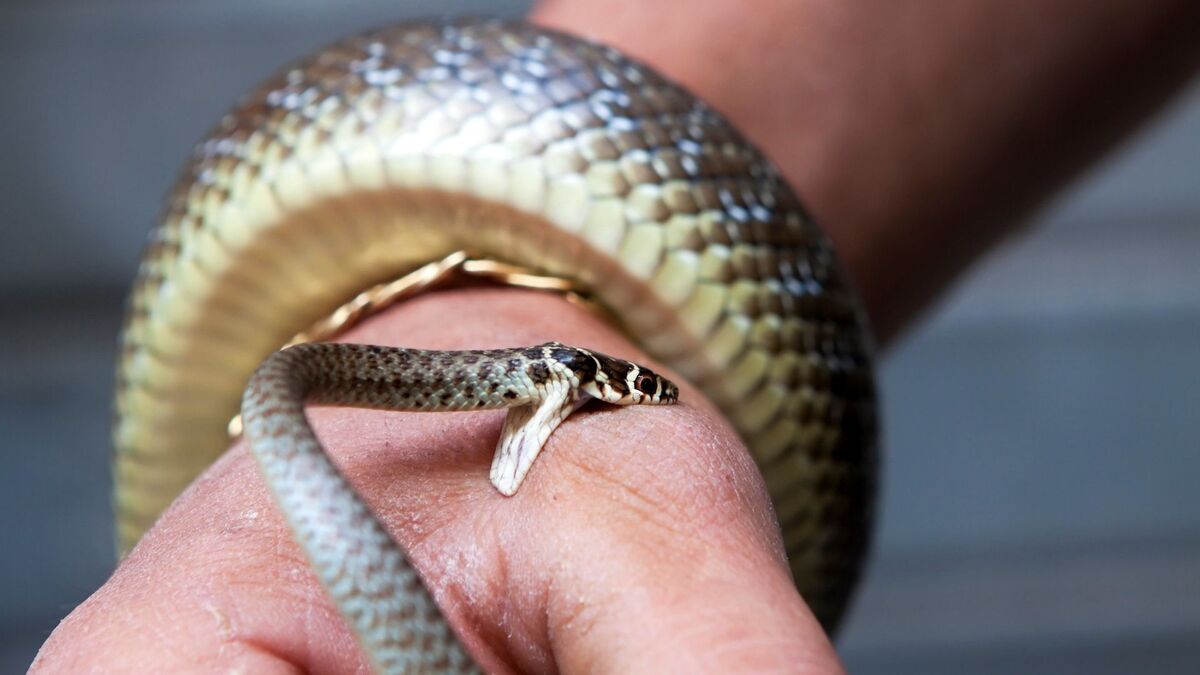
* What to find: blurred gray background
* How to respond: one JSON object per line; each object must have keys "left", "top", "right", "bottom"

{"left": 2, "top": 1, "right": 1197, "bottom": 673}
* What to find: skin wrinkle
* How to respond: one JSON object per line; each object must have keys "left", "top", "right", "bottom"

{"left": 228, "top": 637, "right": 307, "bottom": 675}
{"left": 583, "top": 480, "right": 692, "bottom": 582}
{"left": 448, "top": 449, "right": 567, "bottom": 673}
{"left": 544, "top": 573, "right": 598, "bottom": 662}
{"left": 557, "top": 401, "right": 782, "bottom": 569}
{"left": 550, "top": 441, "right": 684, "bottom": 546}
{"left": 594, "top": 580, "right": 710, "bottom": 671}
{"left": 502, "top": 490, "right": 585, "bottom": 673}
{"left": 618, "top": 568, "right": 821, "bottom": 673}
{"left": 517, "top": 561, "right": 558, "bottom": 674}
{"left": 543, "top": 539, "right": 654, "bottom": 672}
{"left": 422, "top": 518, "right": 505, "bottom": 671}
{"left": 137, "top": 588, "right": 209, "bottom": 669}
{"left": 535, "top": 496, "right": 617, "bottom": 673}
{"left": 687, "top": 600, "right": 808, "bottom": 665}
{"left": 134, "top": 552, "right": 233, "bottom": 669}
{"left": 655, "top": 413, "right": 779, "bottom": 547}
{"left": 213, "top": 527, "right": 346, "bottom": 668}
{"left": 145, "top": 447, "right": 374, "bottom": 674}
{"left": 467, "top": 511, "right": 524, "bottom": 673}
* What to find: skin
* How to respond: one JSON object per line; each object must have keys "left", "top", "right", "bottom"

{"left": 33, "top": 0, "right": 1200, "bottom": 672}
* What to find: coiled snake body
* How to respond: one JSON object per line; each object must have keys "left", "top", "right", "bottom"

{"left": 114, "top": 19, "right": 877, "bottom": 671}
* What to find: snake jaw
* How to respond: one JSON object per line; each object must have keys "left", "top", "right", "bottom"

{"left": 489, "top": 345, "right": 678, "bottom": 495}
{"left": 489, "top": 379, "right": 582, "bottom": 496}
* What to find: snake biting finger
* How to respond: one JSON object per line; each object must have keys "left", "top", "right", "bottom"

{"left": 114, "top": 18, "right": 878, "bottom": 671}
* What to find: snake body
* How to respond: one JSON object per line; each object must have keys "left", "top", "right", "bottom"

{"left": 114, "top": 18, "right": 878, "bottom": 668}
{"left": 243, "top": 342, "right": 675, "bottom": 672}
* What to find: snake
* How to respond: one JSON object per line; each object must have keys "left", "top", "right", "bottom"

{"left": 113, "top": 18, "right": 878, "bottom": 671}
{"left": 244, "top": 341, "right": 677, "bottom": 671}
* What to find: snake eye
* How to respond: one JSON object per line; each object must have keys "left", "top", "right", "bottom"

{"left": 634, "top": 374, "right": 657, "bottom": 396}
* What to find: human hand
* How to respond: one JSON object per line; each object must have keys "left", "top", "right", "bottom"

{"left": 32, "top": 289, "right": 844, "bottom": 673}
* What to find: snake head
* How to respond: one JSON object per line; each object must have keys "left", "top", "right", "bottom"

{"left": 555, "top": 345, "right": 678, "bottom": 406}
{"left": 616, "top": 362, "right": 679, "bottom": 405}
